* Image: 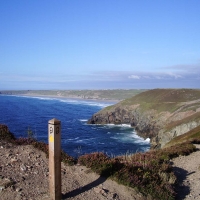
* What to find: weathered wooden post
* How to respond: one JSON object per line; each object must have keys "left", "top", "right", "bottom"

{"left": 48, "top": 118, "right": 61, "bottom": 200}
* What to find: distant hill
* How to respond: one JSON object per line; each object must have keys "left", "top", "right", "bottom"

{"left": 87, "top": 89, "right": 200, "bottom": 148}
{"left": 0, "top": 89, "right": 146, "bottom": 101}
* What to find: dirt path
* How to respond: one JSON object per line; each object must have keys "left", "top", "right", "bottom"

{"left": 0, "top": 140, "right": 145, "bottom": 200}
{"left": 172, "top": 144, "right": 200, "bottom": 200}
{"left": 1, "top": 140, "right": 200, "bottom": 200}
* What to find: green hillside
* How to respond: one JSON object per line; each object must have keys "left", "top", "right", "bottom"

{"left": 118, "top": 88, "right": 200, "bottom": 113}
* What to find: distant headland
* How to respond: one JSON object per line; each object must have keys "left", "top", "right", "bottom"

{"left": 0, "top": 89, "right": 146, "bottom": 101}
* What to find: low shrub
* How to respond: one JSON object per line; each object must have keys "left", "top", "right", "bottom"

{"left": 157, "top": 142, "right": 196, "bottom": 159}
{"left": 14, "top": 137, "right": 36, "bottom": 145}
{"left": 77, "top": 142, "right": 196, "bottom": 200}
{"left": 191, "top": 138, "right": 200, "bottom": 144}
{"left": 32, "top": 141, "right": 49, "bottom": 156}
{"left": 0, "top": 124, "right": 16, "bottom": 142}
{"left": 78, "top": 152, "right": 123, "bottom": 176}
{"left": 61, "top": 150, "right": 76, "bottom": 166}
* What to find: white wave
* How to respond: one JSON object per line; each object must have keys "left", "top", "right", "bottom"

{"left": 15, "top": 95, "right": 114, "bottom": 108}
{"left": 106, "top": 123, "right": 117, "bottom": 126}
{"left": 65, "top": 137, "right": 79, "bottom": 141}
{"left": 76, "top": 140, "right": 83, "bottom": 143}
{"left": 103, "top": 123, "right": 132, "bottom": 128}
{"left": 17, "top": 95, "right": 56, "bottom": 101}
{"left": 79, "top": 119, "right": 87, "bottom": 122}
{"left": 145, "top": 138, "right": 150, "bottom": 142}
{"left": 120, "top": 124, "right": 132, "bottom": 127}
{"left": 58, "top": 99, "right": 113, "bottom": 108}
{"left": 110, "top": 136, "right": 118, "bottom": 140}
{"left": 130, "top": 133, "right": 150, "bottom": 144}
{"left": 109, "top": 130, "right": 150, "bottom": 146}
{"left": 98, "top": 142, "right": 105, "bottom": 144}
{"left": 75, "top": 137, "right": 95, "bottom": 143}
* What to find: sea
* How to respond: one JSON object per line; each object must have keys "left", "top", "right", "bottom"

{"left": 0, "top": 95, "right": 150, "bottom": 158}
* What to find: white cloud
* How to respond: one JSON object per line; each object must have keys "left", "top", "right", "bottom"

{"left": 128, "top": 75, "right": 140, "bottom": 79}
{"left": 166, "top": 72, "right": 183, "bottom": 79}
{"left": 1, "top": 62, "right": 200, "bottom": 89}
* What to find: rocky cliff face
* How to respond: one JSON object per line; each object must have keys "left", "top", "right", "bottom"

{"left": 87, "top": 89, "right": 200, "bottom": 148}
{"left": 87, "top": 105, "right": 165, "bottom": 148}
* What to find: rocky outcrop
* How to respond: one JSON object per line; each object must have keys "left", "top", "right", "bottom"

{"left": 158, "top": 120, "right": 200, "bottom": 147}
{"left": 87, "top": 89, "right": 200, "bottom": 148}
{"left": 87, "top": 105, "right": 166, "bottom": 148}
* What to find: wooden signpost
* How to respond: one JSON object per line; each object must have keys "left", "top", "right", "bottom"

{"left": 48, "top": 118, "right": 61, "bottom": 200}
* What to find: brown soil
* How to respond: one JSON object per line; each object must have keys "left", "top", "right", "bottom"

{"left": 172, "top": 144, "right": 200, "bottom": 200}
{"left": 0, "top": 140, "right": 145, "bottom": 200}
{"left": 1, "top": 140, "right": 200, "bottom": 200}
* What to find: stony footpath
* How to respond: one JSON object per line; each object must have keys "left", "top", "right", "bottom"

{"left": 0, "top": 140, "right": 49, "bottom": 200}
{"left": 0, "top": 140, "right": 145, "bottom": 200}
{"left": 1, "top": 139, "right": 200, "bottom": 200}
{"left": 172, "top": 144, "right": 200, "bottom": 200}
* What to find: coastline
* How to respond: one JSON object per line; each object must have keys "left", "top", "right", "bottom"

{"left": 12, "top": 93, "right": 120, "bottom": 104}
{"left": 1, "top": 89, "right": 144, "bottom": 102}
{"left": 1, "top": 94, "right": 150, "bottom": 153}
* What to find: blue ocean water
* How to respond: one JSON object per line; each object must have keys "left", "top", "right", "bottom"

{"left": 0, "top": 95, "right": 150, "bottom": 157}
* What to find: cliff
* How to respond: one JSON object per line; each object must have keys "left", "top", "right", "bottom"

{"left": 87, "top": 89, "right": 200, "bottom": 148}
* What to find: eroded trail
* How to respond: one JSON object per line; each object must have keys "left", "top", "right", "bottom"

{"left": 1, "top": 139, "right": 200, "bottom": 200}
{"left": 0, "top": 140, "right": 144, "bottom": 200}
{"left": 172, "top": 144, "right": 200, "bottom": 200}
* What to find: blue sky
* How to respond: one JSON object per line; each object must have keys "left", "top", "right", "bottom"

{"left": 0, "top": 0, "right": 200, "bottom": 90}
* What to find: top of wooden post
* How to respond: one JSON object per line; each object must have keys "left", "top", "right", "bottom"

{"left": 48, "top": 118, "right": 61, "bottom": 125}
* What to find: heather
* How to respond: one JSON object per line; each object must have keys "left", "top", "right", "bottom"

{"left": 78, "top": 142, "right": 196, "bottom": 200}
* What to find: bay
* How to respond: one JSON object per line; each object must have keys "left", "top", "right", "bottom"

{"left": 0, "top": 95, "right": 150, "bottom": 157}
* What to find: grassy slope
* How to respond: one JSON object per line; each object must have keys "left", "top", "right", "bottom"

{"left": 100, "top": 88, "right": 200, "bottom": 114}
{"left": 123, "top": 89, "right": 200, "bottom": 148}
{"left": 164, "top": 125, "right": 200, "bottom": 148}
{"left": 120, "top": 88, "right": 200, "bottom": 112}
